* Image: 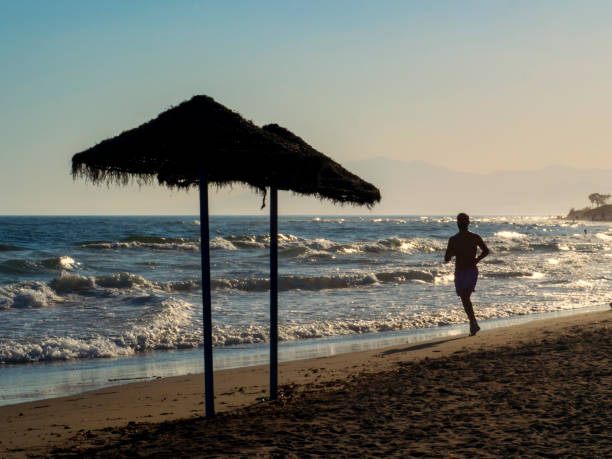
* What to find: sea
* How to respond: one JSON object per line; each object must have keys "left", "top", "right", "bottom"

{"left": 1, "top": 215, "right": 610, "bottom": 406}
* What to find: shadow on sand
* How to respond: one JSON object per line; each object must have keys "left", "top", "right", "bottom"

{"left": 380, "top": 336, "right": 466, "bottom": 356}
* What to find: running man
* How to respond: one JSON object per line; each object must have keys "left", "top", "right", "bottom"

{"left": 444, "top": 213, "right": 489, "bottom": 336}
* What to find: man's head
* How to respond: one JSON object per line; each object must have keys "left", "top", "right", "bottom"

{"left": 457, "top": 213, "right": 470, "bottom": 231}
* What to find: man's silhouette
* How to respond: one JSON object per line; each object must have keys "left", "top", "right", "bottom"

{"left": 444, "top": 213, "right": 489, "bottom": 336}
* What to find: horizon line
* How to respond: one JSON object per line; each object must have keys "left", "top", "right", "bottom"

{"left": 0, "top": 213, "right": 565, "bottom": 217}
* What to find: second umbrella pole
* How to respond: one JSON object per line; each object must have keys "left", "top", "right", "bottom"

{"left": 199, "top": 172, "right": 215, "bottom": 417}
{"left": 270, "top": 186, "right": 278, "bottom": 400}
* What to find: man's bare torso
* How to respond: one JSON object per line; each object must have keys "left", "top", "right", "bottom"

{"left": 445, "top": 231, "right": 487, "bottom": 271}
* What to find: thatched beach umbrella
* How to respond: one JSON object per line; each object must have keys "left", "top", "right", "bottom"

{"left": 72, "top": 95, "right": 380, "bottom": 417}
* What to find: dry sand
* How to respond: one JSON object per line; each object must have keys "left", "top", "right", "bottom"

{"left": 1, "top": 310, "right": 610, "bottom": 458}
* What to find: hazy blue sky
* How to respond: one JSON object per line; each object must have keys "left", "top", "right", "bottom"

{"left": 1, "top": 1, "right": 611, "bottom": 214}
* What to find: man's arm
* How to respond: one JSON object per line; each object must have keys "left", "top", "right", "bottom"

{"left": 444, "top": 237, "right": 454, "bottom": 263}
{"left": 475, "top": 235, "right": 489, "bottom": 264}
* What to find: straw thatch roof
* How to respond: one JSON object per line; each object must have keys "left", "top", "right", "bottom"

{"left": 72, "top": 95, "right": 380, "bottom": 207}
{"left": 262, "top": 124, "right": 380, "bottom": 206}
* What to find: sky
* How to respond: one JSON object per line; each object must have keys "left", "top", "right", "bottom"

{"left": 1, "top": 1, "right": 611, "bottom": 215}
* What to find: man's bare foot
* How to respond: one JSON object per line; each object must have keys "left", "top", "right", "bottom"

{"left": 469, "top": 325, "right": 481, "bottom": 336}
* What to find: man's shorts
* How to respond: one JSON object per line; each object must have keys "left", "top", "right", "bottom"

{"left": 455, "top": 266, "right": 478, "bottom": 296}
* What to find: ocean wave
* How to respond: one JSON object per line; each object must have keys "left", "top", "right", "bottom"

{"left": 77, "top": 230, "right": 448, "bottom": 257}
{"left": 211, "top": 234, "right": 445, "bottom": 257}
{"left": 0, "top": 297, "right": 599, "bottom": 363}
{"left": 0, "top": 298, "right": 197, "bottom": 363}
{"left": 0, "top": 336, "right": 134, "bottom": 363}
{"left": 0, "top": 256, "right": 78, "bottom": 275}
{"left": 362, "top": 237, "right": 442, "bottom": 254}
{"left": 217, "top": 316, "right": 463, "bottom": 345}
{"left": 312, "top": 217, "right": 346, "bottom": 223}
{"left": 79, "top": 236, "right": 200, "bottom": 251}
{"left": 371, "top": 218, "right": 408, "bottom": 224}
{"left": 49, "top": 274, "right": 96, "bottom": 293}
{"left": 210, "top": 236, "right": 238, "bottom": 250}
{"left": 168, "top": 219, "right": 200, "bottom": 225}
{"left": 491, "top": 238, "right": 594, "bottom": 254}
{"left": 93, "top": 273, "right": 200, "bottom": 293}
{"left": 0, "top": 272, "right": 201, "bottom": 309}
{"left": 212, "top": 301, "right": 582, "bottom": 346}
{"left": 595, "top": 232, "right": 612, "bottom": 241}
{"left": 223, "top": 233, "right": 303, "bottom": 250}
{"left": 2, "top": 269, "right": 440, "bottom": 304}
{"left": 494, "top": 231, "right": 527, "bottom": 239}
{"left": 0, "top": 281, "right": 63, "bottom": 309}
{"left": 122, "top": 235, "right": 199, "bottom": 244}
{"left": 112, "top": 298, "right": 198, "bottom": 352}
{"left": 48, "top": 269, "right": 439, "bottom": 296}
{"left": 0, "top": 299, "right": 477, "bottom": 360}
{"left": 225, "top": 234, "right": 270, "bottom": 249}
{"left": 95, "top": 272, "right": 157, "bottom": 289}
{"left": 212, "top": 270, "right": 437, "bottom": 292}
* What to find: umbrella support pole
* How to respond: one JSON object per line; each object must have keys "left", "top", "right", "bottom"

{"left": 199, "top": 172, "right": 215, "bottom": 418}
{"left": 270, "top": 186, "right": 278, "bottom": 400}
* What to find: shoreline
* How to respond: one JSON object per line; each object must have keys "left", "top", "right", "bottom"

{"left": 1, "top": 308, "right": 610, "bottom": 457}
{"left": 1, "top": 304, "right": 608, "bottom": 408}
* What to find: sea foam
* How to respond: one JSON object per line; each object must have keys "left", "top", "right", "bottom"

{"left": 0, "top": 297, "right": 197, "bottom": 363}
{"left": 0, "top": 281, "right": 63, "bottom": 309}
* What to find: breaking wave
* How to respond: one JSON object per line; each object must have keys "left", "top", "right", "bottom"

{"left": 495, "top": 231, "right": 527, "bottom": 239}
{"left": 0, "top": 336, "right": 134, "bottom": 363}
{"left": 0, "top": 273, "right": 201, "bottom": 309}
{"left": 0, "top": 281, "right": 63, "bottom": 309}
{"left": 595, "top": 232, "right": 612, "bottom": 241}
{"left": 213, "top": 270, "right": 438, "bottom": 292}
{"left": 371, "top": 218, "right": 408, "bottom": 224}
{"left": 0, "top": 298, "right": 196, "bottom": 363}
{"left": 76, "top": 232, "right": 447, "bottom": 257}
{"left": 312, "top": 217, "right": 346, "bottom": 224}
{"left": 209, "top": 234, "right": 445, "bottom": 257}
{"left": 79, "top": 235, "right": 200, "bottom": 251}
{"left": 211, "top": 301, "right": 592, "bottom": 346}
{"left": 0, "top": 256, "right": 78, "bottom": 275}
{"left": 0, "top": 268, "right": 444, "bottom": 309}
{"left": 2, "top": 295, "right": 588, "bottom": 363}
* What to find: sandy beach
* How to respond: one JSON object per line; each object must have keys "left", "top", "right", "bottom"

{"left": 1, "top": 309, "right": 610, "bottom": 458}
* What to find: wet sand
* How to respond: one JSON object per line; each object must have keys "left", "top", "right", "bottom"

{"left": 2, "top": 310, "right": 610, "bottom": 458}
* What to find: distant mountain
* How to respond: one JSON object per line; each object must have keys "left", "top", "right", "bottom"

{"left": 210, "top": 158, "right": 612, "bottom": 215}
{"left": 344, "top": 158, "right": 612, "bottom": 215}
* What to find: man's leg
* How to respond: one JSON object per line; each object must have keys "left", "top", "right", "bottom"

{"left": 459, "top": 291, "right": 480, "bottom": 335}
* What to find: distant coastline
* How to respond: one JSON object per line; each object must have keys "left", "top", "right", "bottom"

{"left": 566, "top": 204, "right": 612, "bottom": 221}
